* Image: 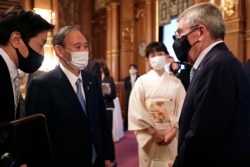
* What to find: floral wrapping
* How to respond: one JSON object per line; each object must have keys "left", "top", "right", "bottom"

{"left": 145, "top": 99, "right": 176, "bottom": 130}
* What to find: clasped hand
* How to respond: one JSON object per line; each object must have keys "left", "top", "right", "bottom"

{"left": 153, "top": 131, "right": 174, "bottom": 146}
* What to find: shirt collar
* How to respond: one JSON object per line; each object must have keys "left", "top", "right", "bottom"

{"left": 60, "top": 63, "right": 82, "bottom": 89}
{"left": 193, "top": 40, "right": 223, "bottom": 69}
{"left": 0, "top": 48, "right": 18, "bottom": 79}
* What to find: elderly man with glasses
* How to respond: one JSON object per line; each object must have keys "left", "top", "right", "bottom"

{"left": 171, "top": 2, "right": 250, "bottom": 167}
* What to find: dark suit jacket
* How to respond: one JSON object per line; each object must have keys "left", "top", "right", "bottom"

{"left": 0, "top": 56, "right": 16, "bottom": 123}
{"left": 84, "top": 59, "right": 102, "bottom": 85}
{"left": 102, "top": 76, "right": 116, "bottom": 109}
{"left": 25, "top": 66, "right": 114, "bottom": 167}
{"left": 177, "top": 65, "right": 192, "bottom": 91}
{"left": 173, "top": 43, "right": 250, "bottom": 167}
{"left": 123, "top": 75, "right": 139, "bottom": 111}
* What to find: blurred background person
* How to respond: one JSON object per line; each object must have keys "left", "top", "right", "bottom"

{"left": 169, "top": 62, "right": 180, "bottom": 76}
{"left": 123, "top": 64, "right": 139, "bottom": 131}
{"left": 176, "top": 62, "right": 192, "bottom": 91}
{"left": 84, "top": 59, "right": 102, "bottom": 84}
{"left": 164, "top": 56, "right": 175, "bottom": 74}
{"left": 98, "top": 60, "right": 117, "bottom": 167}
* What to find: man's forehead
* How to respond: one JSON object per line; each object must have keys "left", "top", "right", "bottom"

{"left": 177, "top": 18, "right": 188, "bottom": 28}
{"left": 65, "top": 31, "right": 86, "bottom": 44}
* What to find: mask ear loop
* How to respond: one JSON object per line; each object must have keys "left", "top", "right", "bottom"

{"left": 190, "top": 26, "right": 201, "bottom": 47}
{"left": 191, "top": 40, "right": 200, "bottom": 47}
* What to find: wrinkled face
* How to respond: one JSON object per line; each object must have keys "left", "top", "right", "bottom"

{"left": 176, "top": 18, "right": 201, "bottom": 62}
{"left": 176, "top": 17, "right": 211, "bottom": 63}
{"left": 62, "top": 30, "right": 89, "bottom": 61}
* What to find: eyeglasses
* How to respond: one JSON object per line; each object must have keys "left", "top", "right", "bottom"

{"left": 173, "top": 25, "right": 198, "bottom": 40}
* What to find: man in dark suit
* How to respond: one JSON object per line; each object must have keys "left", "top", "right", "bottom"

{"left": 0, "top": 5, "right": 54, "bottom": 123}
{"left": 171, "top": 3, "right": 250, "bottom": 167}
{"left": 84, "top": 59, "right": 102, "bottom": 84}
{"left": 25, "top": 25, "right": 114, "bottom": 167}
{"left": 176, "top": 62, "right": 192, "bottom": 91}
{"left": 123, "top": 64, "right": 139, "bottom": 131}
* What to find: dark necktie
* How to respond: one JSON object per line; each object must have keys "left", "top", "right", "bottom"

{"left": 190, "top": 67, "right": 197, "bottom": 82}
{"left": 76, "top": 79, "right": 87, "bottom": 115}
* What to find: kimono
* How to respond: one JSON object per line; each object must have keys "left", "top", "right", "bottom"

{"left": 128, "top": 70, "right": 186, "bottom": 167}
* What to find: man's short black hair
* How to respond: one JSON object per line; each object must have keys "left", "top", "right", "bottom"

{"left": 0, "top": 5, "right": 54, "bottom": 45}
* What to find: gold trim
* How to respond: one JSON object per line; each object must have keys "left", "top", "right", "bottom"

{"left": 221, "top": 0, "right": 237, "bottom": 16}
{"left": 155, "top": 0, "right": 159, "bottom": 40}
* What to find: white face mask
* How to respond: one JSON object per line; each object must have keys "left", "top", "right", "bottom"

{"left": 64, "top": 50, "right": 89, "bottom": 70}
{"left": 149, "top": 55, "right": 166, "bottom": 70}
{"left": 129, "top": 69, "right": 137, "bottom": 75}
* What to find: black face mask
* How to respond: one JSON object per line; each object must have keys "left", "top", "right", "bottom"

{"left": 173, "top": 26, "right": 199, "bottom": 62}
{"left": 173, "top": 35, "right": 191, "bottom": 62}
{"left": 16, "top": 43, "right": 44, "bottom": 73}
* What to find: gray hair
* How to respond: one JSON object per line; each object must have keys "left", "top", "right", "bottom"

{"left": 178, "top": 2, "right": 225, "bottom": 39}
{"left": 52, "top": 25, "right": 81, "bottom": 47}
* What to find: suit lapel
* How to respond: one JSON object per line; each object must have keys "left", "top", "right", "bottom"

{"left": 81, "top": 71, "right": 94, "bottom": 117}
{"left": 188, "top": 42, "right": 228, "bottom": 91}
{"left": 0, "top": 55, "right": 15, "bottom": 120}
{"left": 54, "top": 66, "right": 88, "bottom": 120}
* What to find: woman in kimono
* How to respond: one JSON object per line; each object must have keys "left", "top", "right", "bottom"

{"left": 128, "top": 41, "right": 186, "bottom": 167}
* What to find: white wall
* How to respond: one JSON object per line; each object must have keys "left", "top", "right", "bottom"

{"left": 162, "top": 18, "right": 178, "bottom": 61}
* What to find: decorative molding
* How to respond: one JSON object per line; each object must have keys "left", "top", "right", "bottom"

{"left": 221, "top": 0, "right": 237, "bottom": 16}
{"left": 246, "top": 30, "right": 250, "bottom": 41}
{"left": 121, "top": 21, "right": 134, "bottom": 43}
{"left": 225, "top": 18, "right": 244, "bottom": 33}
{"left": 159, "top": 0, "right": 170, "bottom": 26}
{"left": 121, "top": 20, "right": 134, "bottom": 52}
{"left": 158, "top": 0, "right": 191, "bottom": 26}
{"left": 135, "top": 8, "right": 145, "bottom": 20}
{"left": 95, "top": 0, "right": 106, "bottom": 11}
{"left": 0, "top": 0, "right": 19, "bottom": 16}
{"left": 58, "top": 0, "right": 76, "bottom": 26}
{"left": 245, "top": 30, "right": 250, "bottom": 41}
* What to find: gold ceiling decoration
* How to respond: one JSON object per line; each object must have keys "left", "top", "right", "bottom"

{"left": 158, "top": 0, "right": 191, "bottom": 26}
{"left": 221, "top": 0, "right": 237, "bottom": 16}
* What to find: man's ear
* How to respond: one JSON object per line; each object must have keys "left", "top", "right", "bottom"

{"left": 10, "top": 31, "right": 29, "bottom": 58}
{"left": 198, "top": 25, "right": 208, "bottom": 41}
{"left": 54, "top": 45, "right": 64, "bottom": 58}
{"left": 10, "top": 31, "right": 22, "bottom": 48}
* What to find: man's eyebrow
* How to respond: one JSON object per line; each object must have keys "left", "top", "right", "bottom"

{"left": 73, "top": 41, "right": 88, "bottom": 46}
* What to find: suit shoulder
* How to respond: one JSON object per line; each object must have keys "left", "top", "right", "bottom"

{"left": 82, "top": 70, "right": 97, "bottom": 79}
